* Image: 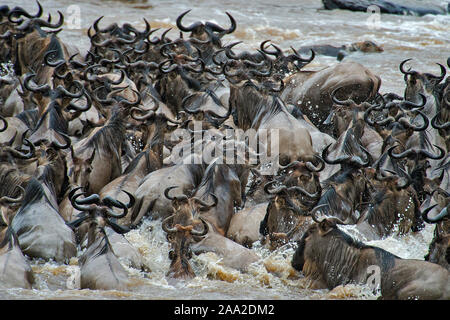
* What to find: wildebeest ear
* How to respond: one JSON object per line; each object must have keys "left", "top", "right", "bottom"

{"left": 318, "top": 219, "right": 335, "bottom": 236}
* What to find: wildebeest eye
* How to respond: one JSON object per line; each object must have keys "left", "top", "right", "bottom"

{"left": 168, "top": 250, "right": 176, "bottom": 260}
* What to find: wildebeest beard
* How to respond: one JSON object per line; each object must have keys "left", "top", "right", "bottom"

{"left": 80, "top": 108, "right": 125, "bottom": 156}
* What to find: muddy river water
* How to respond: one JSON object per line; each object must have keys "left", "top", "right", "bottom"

{"left": 0, "top": 0, "right": 448, "bottom": 300}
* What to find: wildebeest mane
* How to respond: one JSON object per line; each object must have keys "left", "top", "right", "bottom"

{"left": 232, "top": 83, "right": 284, "bottom": 130}
{"left": 0, "top": 227, "right": 18, "bottom": 251}
{"left": 123, "top": 151, "right": 149, "bottom": 175}
{"left": 311, "top": 227, "right": 366, "bottom": 288}
{"left": 315, "top": 186, "right": 347, "bottom": 217}
{"left": 92, "top": 235, "right": 114, "bottom": 260}
{"left": 0, "top": 165, "right": 30, "bottom": 198}
{"left": 372, "top": 246, "right": 399, "bottom": 274}
{"left": 194, "top": 159, "right": 222, "bottom": 198}
{"left": 17, "top": 178, "right": 48, "bottom": 210}
{"left": 80, "top": 108, "right": 125, "bottom": 157}
{"left": 33, "top": 104, "right": 68, "bottom": 135}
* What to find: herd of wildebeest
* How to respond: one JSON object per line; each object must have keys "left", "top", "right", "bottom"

{"left": 0, "top": 1, "right": 449, "bottom": 300}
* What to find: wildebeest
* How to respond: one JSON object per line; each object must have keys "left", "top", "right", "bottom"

{"left": 228, "top": 79, "right": 321, "bottom": 168}
{"left": 281, "top": 61, "right": 381, "bottom": 134}
{"left": 67, "top": 188, "right": 145, "bottom": 289}
{"left": 297, "top": 40, "right": 383, "bottom": 61}
{"left": 356, "top": 166, "right": 424, "bottom": 240}
{"left": 162, "top": 158, "right": 260, "bottom": 279}
{"left": 259, "top": 160, "right": 323, "bottom": 249}
{"left": 10, "top": 157, "right": 77, "bottom": 263}
{"left": 291, "top": 205, "right": 450, "bottom": 299}
{"left": 322, "top": 0, "right": 448, "bottom": 16}
{"left": 422, "top": 203, "right": 449, "bottom": 271}
{"left": 67, "top": 104, "right": 133, "bottom": 194}
{"left": 0, "top": 211, "right": 34, "bottom": 289}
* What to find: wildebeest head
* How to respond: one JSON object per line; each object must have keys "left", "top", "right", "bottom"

{"left": 387, "top": 143, "right": 445, "bottom": 193}
{"left": 348, "top": 40, "right": 384, "bottom": 53}
{"left": 162, "top": 186, "right": 212, "bottom": 280}
{"left": 261, "top": 167, "right": 322, "bottom": 248}
{"left": 68, "top": 147, "right": 96, "bottom": 193}
{"left": 68, "top": 187, "right": 134, "bottom": 247}
{"left": 400, "top": 59, "right": 446, "bottom": 111}
{"left": 7, "top": 2, "right": 66, "bottom": 78}
{"left": 176, "top": 10, "right": 236, "bottom": 48}
{"left": 325, "top": 87, "right": 379, "bottom": 138}
{"left": 360, "top": 166, "right": 424, "bottom": 237}
{"left": 422, "top": 204, "right": 450, "bottom": 270}
{"left": 259, "top": 40, "right": 315, "bottom": 78}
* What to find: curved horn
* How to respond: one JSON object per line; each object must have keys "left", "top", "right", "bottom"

{"left": 7, "top": 138, "right": 35, "bottom": 159}
{"left": 422, "top": 204, "right": 448, "bottom": 223}
{"left": 399, "top": 58, "right": 415, "bottom": 76}
{"left": 193, "top": 194, "right": 218, "bottom": 209}
{"left": 122, "top": 190, "right": 136, "bottom": 208}
{"left": 418, "top": 144, "right": 446, "bottom": 160}
{"left": 162, "top": 214, "right": 177, "bottom": 233}
{"left": 23, "top": 73, "right": 50, "bottom": 93}
{"left": 104, "top": 198, "right": 128, "bottom": 219}
{"left": 8, "top": 0, "right": 43, "bottom": 23}
{"left": 397, "top": 109, "right": 429, "bottom": 131}
{"left": 399, "top": 93, "right": 426, "bottom": 110}
{"left": 0, "top": 186, "right": 25, "bottom": 205}
{"left": 264, "top": 180, "right": 287, "bottom": 195}
{"left": 331, "top": 87, "right": 355, "bottom": 106}
{"left": 287, "top": 47, "right": 315, "bottom": 65}
{"left": 190, "top": 218, "right": 209, "bottom": 237}
{"left": 321, "top": 143, "right": 350, "bottom": 165}
{"left": 56, "top": 80, "right": 84, "bottom": 99}
{"left": 428, "top": 63, "right": 446, "bottom": 82}
{"left": 70, "top": 191, "right": 98, "bottom": 212}
{"left": 164, "top": 186, "right": 188, "bottom": 201}
{"left": 176, "top": 10, "right": 202, "bottom": 32}
{"left": 387, "top": 145, "right": 415, "bottom": 160}
{"left": 310, "top": 204, "right": 330, "bottom": 223}
{"left": 44, "top": 49, "right": 66, "bottom": 67}
{"left": 130, "top": 107, "right": 155, "bottom": 121}
{"left": 68, "top": 88, "right": 92, "bottom": 112}
{"left": 29, "top": 10, "right": 64, "bottom": 30}
{"left": 0, "top": 115, "right": 7, "bottom": 132}
{"left": 260, "top": 40, "right": 283, "bottom": 58}
{"left": 305, "top": 155, "right": 325, "bottom": 173}
{"left": 431, "top": 111, "right": 450, "bottom": 130}
{"left": 205, "top": 12, "right": 236, "bottom": 34}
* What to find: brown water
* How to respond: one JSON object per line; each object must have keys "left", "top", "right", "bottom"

{"left": 0, "top": 0, "right": 448, "bottom": 300}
